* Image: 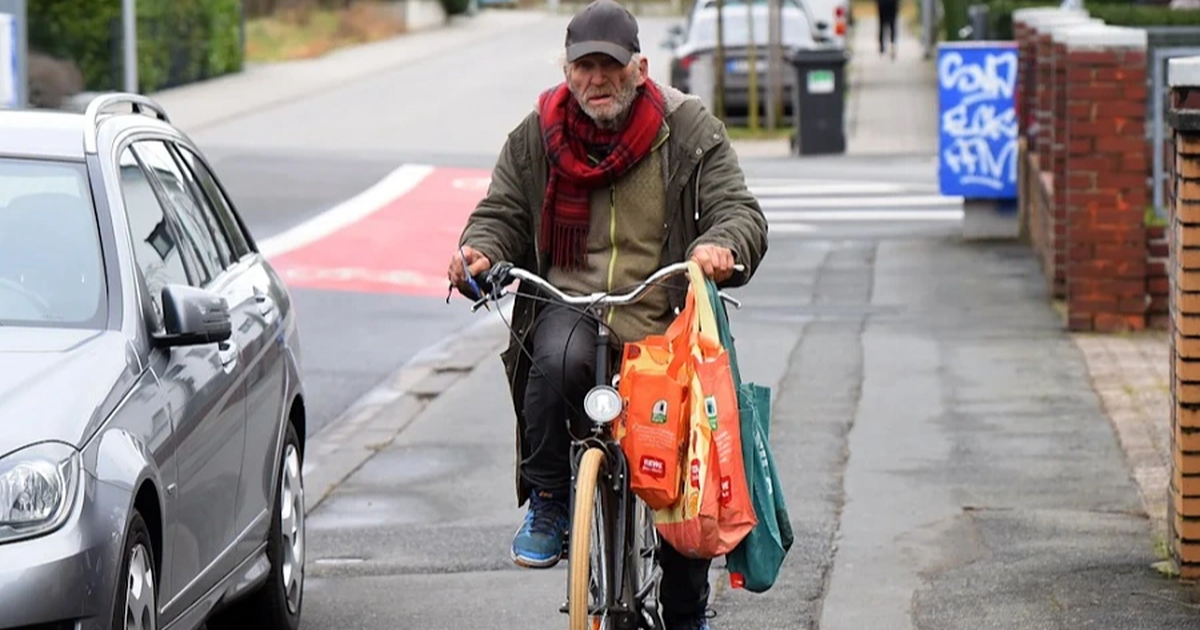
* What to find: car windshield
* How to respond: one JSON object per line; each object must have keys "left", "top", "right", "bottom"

{"left": 688, "top": 8, "right": 812, "bottom": 48}
{"left": 0, "top": 158, "right": 106, "bottom": 328}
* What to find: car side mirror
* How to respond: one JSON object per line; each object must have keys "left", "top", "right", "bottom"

{"left": 154, "top": 284, "right": 232, "bottom": 347}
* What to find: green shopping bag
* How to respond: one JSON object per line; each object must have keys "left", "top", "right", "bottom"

{"left": 706, "top": 280, "right": 793, "bottom": 593}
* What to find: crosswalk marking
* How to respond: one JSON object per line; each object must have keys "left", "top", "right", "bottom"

{"left": 748, "top": 177, "right": 964, "bottom": 236}
{"left": 765, "top": 209, "right": 964, "bottom": 222}
{"left": 759, "top": 195, "right": 963, "bottom": 209}
{"left": 750, "top": 182, "right": 916, "bottom": 196}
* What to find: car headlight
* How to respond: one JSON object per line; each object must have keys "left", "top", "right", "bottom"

{"left": 0, "top": 442, "right": 81, "bottom": 544}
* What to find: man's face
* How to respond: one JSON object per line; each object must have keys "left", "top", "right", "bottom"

{"left": 566, "top": 53, "right": 649, "bottom": 129}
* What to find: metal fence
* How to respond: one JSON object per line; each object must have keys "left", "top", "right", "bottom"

{"left": 1146, "top": 27, "right": 1200, "bottom": 220}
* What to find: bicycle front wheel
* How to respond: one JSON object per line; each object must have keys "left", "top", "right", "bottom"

{"left": 569, "top": 447, "right": 613, "bottom": 630}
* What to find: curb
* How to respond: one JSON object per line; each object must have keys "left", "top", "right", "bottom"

{"left": 302, "top": 304, "right": 513, "bottom": 515}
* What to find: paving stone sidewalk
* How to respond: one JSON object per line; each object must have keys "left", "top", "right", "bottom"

{"left": 1073, "top": 331, "right": 1173, "bottom": 545}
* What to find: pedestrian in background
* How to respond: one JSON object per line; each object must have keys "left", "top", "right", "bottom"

{"left": 877, "top": 0, "right": 899, "bottom": 60}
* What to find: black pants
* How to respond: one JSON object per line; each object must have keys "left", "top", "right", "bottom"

{"left": 877, "top": 0, "right": 898, "bottom": 52}
{"left": 522, "top": 304, "right": 711, "bottom": 623}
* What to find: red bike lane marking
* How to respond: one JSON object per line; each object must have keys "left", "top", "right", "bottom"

{"left": 268, "top": 167, "right": 491, "bottom": 297}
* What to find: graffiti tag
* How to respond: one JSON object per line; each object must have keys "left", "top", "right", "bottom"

{"left": 937, "top": 47, "right": 1019, "bottom": 197}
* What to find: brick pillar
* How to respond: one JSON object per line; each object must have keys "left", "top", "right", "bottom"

{"left": 1016, "top": 10, "right": 1095, "bottom": 299}
{"left": 1013, "top": 9, "right": 1069, "bottom": 144}
{"left": 1063, "top": 27, "right": 1149, "bottom": 332}
{"left": 1170, "top": 56, "right": 1200, "bottom": 579}
{"left": 1049, "top": 20, "right": 1105, "bottom": 300}
{"left": 1028, "top": 11, "right": 1092, "bottom": 165}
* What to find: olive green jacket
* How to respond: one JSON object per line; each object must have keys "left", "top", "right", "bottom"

{"left": 457, "top": 83, "right": 769, "bottom": 506}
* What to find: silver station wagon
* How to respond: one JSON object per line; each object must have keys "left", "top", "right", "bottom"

{"left": 0, "top": 94, "right": 308, "bottom": 630}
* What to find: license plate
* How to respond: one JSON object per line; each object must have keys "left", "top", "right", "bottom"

{"left": 726, "top": 59, "right": 750, "bottom": 73}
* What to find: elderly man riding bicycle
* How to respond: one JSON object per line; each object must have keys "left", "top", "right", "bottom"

{"left": 448, "top": 1, "right": 768, "bottom": 627}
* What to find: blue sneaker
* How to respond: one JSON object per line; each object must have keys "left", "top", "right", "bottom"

{"left": 511, "top": 489, "right": 569, "bottom": 568}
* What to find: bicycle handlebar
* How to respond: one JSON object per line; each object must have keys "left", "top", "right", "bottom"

{"left": 469, "top": 261, "right": 744, "bottom": 313}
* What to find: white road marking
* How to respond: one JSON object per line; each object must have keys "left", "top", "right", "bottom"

{"left": 759, "top": 195, "right": 964, "bottom": 209}
{"left": 766, "top": 209, "right": 965, "bottom": 222}
{"left": 751, "top": 182, "right": 915, "bottom": 196}
{"left": 258, "top": 163, "right": 435, "bottom": 259}
{"left": 767, "top": 223, "right": 819, "bottom": 234}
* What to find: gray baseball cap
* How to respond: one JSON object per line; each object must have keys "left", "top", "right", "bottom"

{"left": 565, "top": 0, "right": 641, "bottom": 65}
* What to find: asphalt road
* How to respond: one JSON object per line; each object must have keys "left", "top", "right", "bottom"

{"left": 171, "top": 8, "right": 1200, "bottom": 629}
{"left": 193, "top": 10, "right": 955, "bottom": 438}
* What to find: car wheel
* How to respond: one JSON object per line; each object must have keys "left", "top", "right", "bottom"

{"left": 213, "top": 422, "right": 305, "bottom": 630}
{"left": 112, "top": 511, "right": 158, "bottom": 630}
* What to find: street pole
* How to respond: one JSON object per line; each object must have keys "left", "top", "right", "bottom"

{"left": 766, "top": 0, "right": 782, "bottom": 130}
{"left": 123, "top": 0, "right": 137, "bottom": 93}
{"left": 921, "top": 0, "right": 934, "bottom": 59}
{"left": 746, "top": 0, "right": 758, "bottom": 131}
{"left": 714, "top": 0, "right": 726, "bottom": 120}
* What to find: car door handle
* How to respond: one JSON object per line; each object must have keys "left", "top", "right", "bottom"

{"left": 218, "top": 341, "right": 238, "bottom": 371}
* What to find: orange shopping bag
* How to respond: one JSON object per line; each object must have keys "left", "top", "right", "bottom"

{"left": 617, "top": 328, "right": 692, "bottom": 510}
{"left": 684, "top": 264, "right": 756, "bottom": 554}
{"left": 652, "top": 262, "right": 754, "bottom": 558}
{"left": 653, "top": 371, "right": 723, "bottom": 558}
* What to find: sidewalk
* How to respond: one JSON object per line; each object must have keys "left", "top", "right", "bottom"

{"left": 147, "top": 9, "right": 550, "bottom": 133}
{"left": 844, "top": 12, "right": 938, "bottom": 156}
{"left": 1073, "top": 332, "right": 1173, "bottom": 547}
{"left": 297, "top": 233, "right": 1200, "bottom": 627}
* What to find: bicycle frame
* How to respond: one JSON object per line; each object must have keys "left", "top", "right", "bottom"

{"left": 567, "top": 298, "right": 641, "bottom": 628}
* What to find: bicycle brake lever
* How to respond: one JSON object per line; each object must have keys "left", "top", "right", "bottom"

{"left": 719, "top": 292, "right": 742, "bottom": 309}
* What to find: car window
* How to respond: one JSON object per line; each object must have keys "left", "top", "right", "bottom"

{"left": 0, "top": 158, "right": 106, "bottom": 328}
{"left": 119, "top": 147, "right": 191, "bottom": 333}
{"left": 687, "top": 9, "right": 811, "bottom": 48}
{"left": 133, "top": 140, "right": 228, "bottom": 286}
{"left": 176, "top": 148, "right": 253, "bottom": 260}
{"left": 164, "top": 142, "right": 237, "bottom": 266}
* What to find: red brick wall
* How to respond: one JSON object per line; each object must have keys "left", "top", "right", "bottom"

{"left": 1017, "top": 21, "right": 1034, "bottom": 135}
{"left": 1035, "top": 33, "right": 1058, "bottom": 167}
{"left": 1049, "top": 39, "right": 1072, "bottom": 299}
{"left": 1063, "top": 45, "right": 1149, "bottom": 332}
{"left": 1150, "top": 226, "right": 1171, "bottom": 329}
{"left": 1016, "top": 18, "right": 1164, "bottom": 332}
{"left": 1170, "top": 114, "right": 1200, "bottom": 579}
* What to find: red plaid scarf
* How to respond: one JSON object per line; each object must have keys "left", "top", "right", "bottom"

{"left": 537, "top": 79, "right": 666, "bottom": 270}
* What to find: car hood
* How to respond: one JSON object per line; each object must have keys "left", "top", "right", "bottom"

{"left": 0, "top": 328, "right": 134, "bottom": 458}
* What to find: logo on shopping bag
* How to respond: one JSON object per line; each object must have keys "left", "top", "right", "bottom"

{"left": 704, "top": 396, "right": 718, "bottom": 430}
{"left": 720, "top": 476, "right": 732, "bottom": 505}
{"left": 756, "top": 432, "right": 773, "bottom": 495}
{"left": 640, "top": 456, "right": 666, "bottom": 479}
{"left": 690, "top": 458, "right": 701, "bottom": 488}
{"left": 651, "top": 399, "right": 668, "bottom": 424}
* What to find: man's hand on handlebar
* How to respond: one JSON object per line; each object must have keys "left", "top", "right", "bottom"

{"left": 690, "top": 244, "right": 737, "bottom": 283}
{"left": 447, "top": 245, "right": 492, "bottom": 298}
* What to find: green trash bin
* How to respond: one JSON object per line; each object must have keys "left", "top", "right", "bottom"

{"left": 790, "top": 48, "right": 849, "bottom": 156}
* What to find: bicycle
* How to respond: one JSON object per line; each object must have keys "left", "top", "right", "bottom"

{"left": 464, "top": 259, "right": 743, "bottom": 630}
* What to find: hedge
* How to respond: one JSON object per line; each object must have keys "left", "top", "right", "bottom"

{"left": 28, "top": 0, "right": 244, "bottom": 94}
{"left": 937, "top": 0, "right": 1198, "bottom": 42}
{"left": 982, "top": 1, "right": 1200, "bottom": 40}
